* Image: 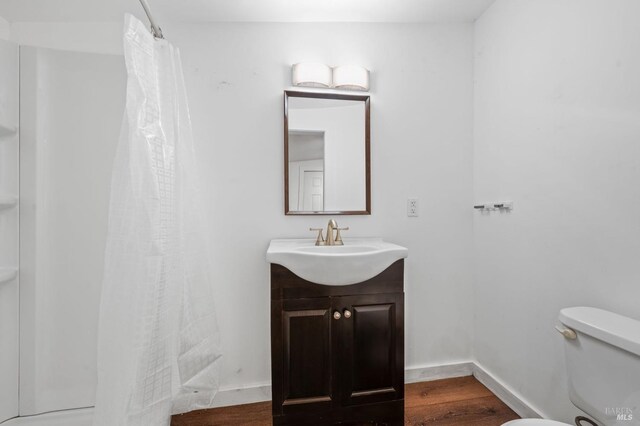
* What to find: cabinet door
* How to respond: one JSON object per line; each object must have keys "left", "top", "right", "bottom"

{"left": 272, "top": 297, "right": 336, "bottom": 415}
{"left": 336, "top": 293, "right": 404, "bottom": 406}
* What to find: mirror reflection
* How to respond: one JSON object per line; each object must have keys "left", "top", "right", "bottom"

{"left": 285, "top": 92, "right": 370, "bottom": 215}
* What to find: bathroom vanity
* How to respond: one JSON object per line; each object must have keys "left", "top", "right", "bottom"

{"left": 268, "top": 238, "right": 408, "bottom": 425}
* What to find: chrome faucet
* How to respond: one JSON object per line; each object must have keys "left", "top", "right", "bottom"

{"left": 310, "top": 219, "right": 349, "bottom": 246}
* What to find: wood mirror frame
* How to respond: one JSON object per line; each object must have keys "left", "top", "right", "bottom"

{"left": 284, "top": 90, "right": 371, "bottom": 215}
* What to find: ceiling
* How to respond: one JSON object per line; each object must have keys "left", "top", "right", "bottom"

{"left": 0, "top": 0, "right": 496, "bottom": 23}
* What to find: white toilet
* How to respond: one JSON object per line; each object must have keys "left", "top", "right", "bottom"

{"left": 503, "top": 307, "right": 640, "bottom": 426}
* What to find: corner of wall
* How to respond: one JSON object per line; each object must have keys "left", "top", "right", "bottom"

{"left": 0, "top": 16, "right": 11, "bottom": 40}
{"left": 473, "top": 1, "right": 495, "bottom": 27}
{"left": 469, "top": 0, "right": 496, "bottom": 370}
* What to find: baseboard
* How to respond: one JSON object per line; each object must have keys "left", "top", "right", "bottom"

{"left": 405, "top": 361, "right": 475, "bottom": 383}
{"left": 472, "top": 362, "right": 545, "bottom": 419}
{"left": 212, "top": 383, "right": 272, "bottom": 408}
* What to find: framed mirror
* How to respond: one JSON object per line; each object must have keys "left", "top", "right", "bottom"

{"left": 284, "top": 90, "right": 371, "bottom": 215}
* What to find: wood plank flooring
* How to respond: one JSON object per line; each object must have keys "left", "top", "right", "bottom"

{"left": 171, "top": 376, "right": 520, "bottom": 426}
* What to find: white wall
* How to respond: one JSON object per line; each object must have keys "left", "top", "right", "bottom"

{"left": 474, "top": 0, "right": 640, "bottom": 422}
{"left": 0, "top": 17, "right": 9, "bottom": 40}
{"left": 9, "top": 22, "right": 122, "bottom": 54}
{"left": 14, "top": 21, "right": 475, "bottom": 406}
{"left": 176, "top": 22, "right": 475, "bottom": 393}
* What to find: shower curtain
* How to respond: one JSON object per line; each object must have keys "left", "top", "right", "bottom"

{"left": 94, "top": 15, "right": 221, "bottom": 425}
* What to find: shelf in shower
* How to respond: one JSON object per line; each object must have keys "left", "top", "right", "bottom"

{"left": 0, "top": 195, "right": 17, "bottom": 210}
{"left": 0, "top": 122, "right": 17, "bottom": 138}
{"left": 0, "top": 268, "right": 17, "bottom": 285}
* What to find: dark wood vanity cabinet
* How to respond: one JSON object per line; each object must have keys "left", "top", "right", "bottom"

{"left": 270, "top": 260, "right": 405, "bottom": 426}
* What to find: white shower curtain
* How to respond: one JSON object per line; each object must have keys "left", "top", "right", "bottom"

{"left": 94, "top": 15, "right": 221, "bottom": 425}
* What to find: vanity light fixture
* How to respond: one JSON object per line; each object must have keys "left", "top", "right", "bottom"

{"left": 332, "top": 65, "right": 370, "bottom": 91}
{"left": 291, "top": 62, "right": 333, "bottom": 88}
{"left": 291, "top": 63, "right": 371, "bottom": 92}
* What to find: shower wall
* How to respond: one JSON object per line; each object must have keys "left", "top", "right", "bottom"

{"left": 0, "top": 38, "right": 19, "bottom": 424}
{"left": 19, "top": 46, "right": 124, "bottom": 415}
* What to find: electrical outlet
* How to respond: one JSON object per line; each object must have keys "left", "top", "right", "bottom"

{"left": 407, "top": 198, "right": 419, "bottom": 217}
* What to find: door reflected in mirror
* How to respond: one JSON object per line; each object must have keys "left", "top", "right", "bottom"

{"left": 285, "top": 91, "right": 370, "bottom": 215}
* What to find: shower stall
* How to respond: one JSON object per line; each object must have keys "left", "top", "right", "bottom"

{"left": 0, "top": 42, "right": 125, "bottom": 425}
{"left": 0, "top": 38, "right": 19, "bottom": 425}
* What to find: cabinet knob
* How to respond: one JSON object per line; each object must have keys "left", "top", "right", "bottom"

{"left": 333, "top": 311, "right": 342, "bottom": 320}
{"left": 343, "top": 309, "right": 352, "bottom": 319}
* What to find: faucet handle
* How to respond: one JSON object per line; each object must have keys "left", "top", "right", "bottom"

{"left": 334, "top": 227, "right": 349, "bottom": 245}
{"left": 310, "top": 228, "right": 325, "bottom": 246}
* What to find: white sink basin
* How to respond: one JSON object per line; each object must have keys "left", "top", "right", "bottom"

{"left": 266, "top": 238, "right": 408, "bottom": 286}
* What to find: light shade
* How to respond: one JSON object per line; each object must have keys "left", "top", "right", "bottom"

{"left": 332, "top": 65, "right": 370, "bottom": 91}
{"left": 292, "top": 63, "right": 332, "bottom": 88}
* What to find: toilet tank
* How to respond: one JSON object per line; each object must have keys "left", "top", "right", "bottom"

{"left": 559, "top": 307, "right": 640, "bottom": 425}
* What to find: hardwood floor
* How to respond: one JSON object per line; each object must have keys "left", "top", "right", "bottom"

{"left": 171, "top": 376, "right": 520, "bottom": 426}
{"left": 404, "top": 377, "right": 519, "bottom": 425}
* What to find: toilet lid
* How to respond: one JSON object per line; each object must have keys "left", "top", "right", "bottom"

{"left": 503, "top": 420, "right": 572, "bottom": 426}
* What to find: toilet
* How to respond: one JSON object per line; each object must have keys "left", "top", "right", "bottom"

{"left": 503, "top": 307, "right": 640, "bottom": 426}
